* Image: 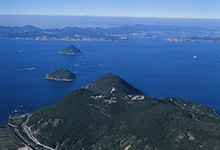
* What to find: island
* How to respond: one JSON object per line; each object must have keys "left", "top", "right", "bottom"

{"left": 45, "top": 68, "right": 76, "bottom": 81}
{"left": 59, "top": 45, "right": 82, "bottom": 55}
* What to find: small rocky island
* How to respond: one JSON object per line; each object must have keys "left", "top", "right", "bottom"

{"left": 46, "top": 68, "right": 76, "bottom": 81}
{"left": 59, "top": 45, "right": 82, "bottom": 55}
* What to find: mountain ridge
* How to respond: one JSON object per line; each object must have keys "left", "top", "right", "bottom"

{"left": 18, "top": 73, "right": 220, "bottom": 150}
{"left": 1, "top": 24, "right": 220, "bottom": 42}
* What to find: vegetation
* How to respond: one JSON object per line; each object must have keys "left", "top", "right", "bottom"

{"left": 46, "top": 68, "right": 76, "bottom": 81}
{"left": 25, "top": 73, "right": 220, "bottom": 149}
{"left": 59, "top": 45, "right": 82, "bottom": 55}
{"left": 0, "top": 125, "right": 24, "bottom": 149}
{"left": 0, "top": 25, "right": 131, "bottom": 41}
{"left": 84, "top": 73, "right": 144, "bottom": 95}
{"left": 1, "top": 24, "right": 220, "bottom": 43}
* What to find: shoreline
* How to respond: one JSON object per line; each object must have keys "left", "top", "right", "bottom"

{"left": 46, "top": 76, "right": 75, "bottom": 81}
{"left": 0, "top": 37, "right": 128, "bottom": 42}
{"left": 58, "top": 51, "right": 81, "bottom": 55}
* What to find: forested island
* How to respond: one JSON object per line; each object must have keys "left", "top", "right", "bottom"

{"left": 46, "top": 68, "right": 76, "bottom": 81}
{"left": 59, "top": 45, "right": 82, "bottom": 55}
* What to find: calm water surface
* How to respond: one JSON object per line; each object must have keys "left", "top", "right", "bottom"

{"left": 0, "top": 38, "right": 220, "bottom": 123}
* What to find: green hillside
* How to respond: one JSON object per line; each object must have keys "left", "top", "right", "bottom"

{"left": 46, "top": 68, "right": 76, "bottom": 81}
{"left": 59, "top": 45, "right": 82, "bottom": 55}
{"left": 25, "top": 73, "right": 220, "bottom": 150}
{"left": 84, "top": 73, "right": 144, "bottom": 95}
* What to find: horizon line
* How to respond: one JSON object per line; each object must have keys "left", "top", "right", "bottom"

{"left": 1, "top": 23, "right": 219, "bottom": 30}
{"left": 1, "top": 14, "right": 220, "bottom": 20}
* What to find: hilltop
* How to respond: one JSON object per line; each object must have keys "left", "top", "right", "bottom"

{"left": 18, "top": 73, "right": 220, "bottom": 150}
{"left": 45, "top": 68, "right": 76, "bottom": 81}
{"left": 84, "top": 73, "right": 144, "bottom": 95}
{"left": 59, "top": 45, "right": 82, "bottom": 55}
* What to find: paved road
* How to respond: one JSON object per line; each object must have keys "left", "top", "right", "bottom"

{"left": 22, "top": 114, "right": 55, "bottom": 150}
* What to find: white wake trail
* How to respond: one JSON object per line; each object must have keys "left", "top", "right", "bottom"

{"left": 0, "top": 67, "right": 35, "bottom": 73}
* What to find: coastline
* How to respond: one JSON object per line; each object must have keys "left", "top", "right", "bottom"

{"left": 58, "top": 51, "right": 81, "bottom": 55}
{"left": 0, "top": 37, "right": 127, "bottom": 42}
{"left": 45, "top": 75, "right": 75, "bottom": 81}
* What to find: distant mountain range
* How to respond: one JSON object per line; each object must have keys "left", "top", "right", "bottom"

{"left": 1, "top": 24, "right": 220, "bottom": 42}
{"left": 16, "top": 73, "right": 220, "bottom": 150}
{"left": 0, "top": 24, "right": 131, "bottom": 41}
{"left": 1, "top": 15, "right": 220, "bottom": 29}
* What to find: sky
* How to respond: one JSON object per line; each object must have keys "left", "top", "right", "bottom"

{"left": 1, "top": 0, "right": 220, "bottom": 19}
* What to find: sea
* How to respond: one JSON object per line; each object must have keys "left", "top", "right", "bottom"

{"left": 0, "top": 37, "right": 220, "bottom": 124}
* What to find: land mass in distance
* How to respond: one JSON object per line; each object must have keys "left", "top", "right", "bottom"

{"left": 0, "top": 24, "right": 220, "bottom": 43}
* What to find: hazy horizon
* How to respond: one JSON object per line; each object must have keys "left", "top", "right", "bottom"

{"left": 1, "top": 15, "right": 220, "bottom": 29}
{"left": 1, "top": 0, "right": 220, "bottom": 19}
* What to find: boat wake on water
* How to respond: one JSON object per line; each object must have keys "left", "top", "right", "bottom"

{"left": 0, "top": 67, "right": 35, "bottom": 73}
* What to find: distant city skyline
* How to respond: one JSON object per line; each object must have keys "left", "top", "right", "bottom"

{"left": 1, "top": 0, "right": 220, "bottom": 19}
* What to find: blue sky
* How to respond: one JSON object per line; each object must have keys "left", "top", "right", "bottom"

{"left": 0, "top": 0, "right": 220, "bottom": 19}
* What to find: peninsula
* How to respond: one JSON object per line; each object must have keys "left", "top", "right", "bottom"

{"left": 59, "top": 45, "right": 82, "bottom": 55}
{"left": 46, "top": 68, "right": 76, "bottom": 81}
{"left": 11, "top": 73, "right": 220, "bottom": 150}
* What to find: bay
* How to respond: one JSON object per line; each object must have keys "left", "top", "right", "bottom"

{"left": 0, "top": 37, "right": 220, "bottom": 124}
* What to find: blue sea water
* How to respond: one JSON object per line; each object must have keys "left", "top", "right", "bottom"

{"left": 0, "top": 38, "right": 220, "bottom": 124}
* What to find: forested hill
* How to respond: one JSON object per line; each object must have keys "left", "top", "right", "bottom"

{"left": 24, "top": 73, "right": 220, "bottom": 150}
